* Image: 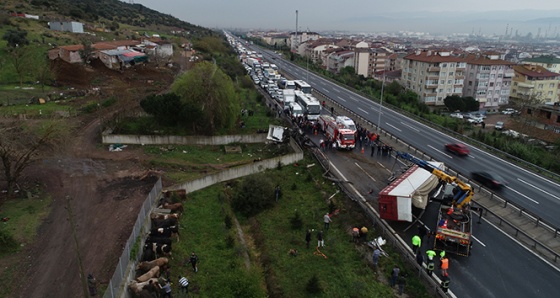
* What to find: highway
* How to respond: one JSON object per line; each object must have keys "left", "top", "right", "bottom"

{"left": 258, "top": 48, "right": 560, "bottom": 229}
{"left": 237, "top": 41, "right": 560, "bottom": 297}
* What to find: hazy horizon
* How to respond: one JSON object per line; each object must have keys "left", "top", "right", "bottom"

{"left": 131, "top": 0, "right": 560, "bottom": 35}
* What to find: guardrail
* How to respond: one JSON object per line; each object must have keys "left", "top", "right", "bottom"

{"left": 301, "top": 138, "right": 450, "bottom": 297}
{"left": 282, "top": 57, "right": 560, "bottom": 182}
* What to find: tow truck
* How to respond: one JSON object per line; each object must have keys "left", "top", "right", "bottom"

{"left": 396, "top": 152, "right": 473, "bottom": 256}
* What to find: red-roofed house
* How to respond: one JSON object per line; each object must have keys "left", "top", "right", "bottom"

{"left": 462, "top": 53, "right": 516, "bottom": 110}
{"left": 401, "top": 50, "right": 466, "bottom": 106}
{"left": 49, "top": 40, "right": 141, "bottom": 64}
{"left": 511, "top": 65, "right": 560, "bottom": 103}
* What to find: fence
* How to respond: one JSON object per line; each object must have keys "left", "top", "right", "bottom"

{"left": 102, "top": 137, "right": 303, "bottom": 298}
{"left": 102, "top": 132, "right": 267, "bottom": 145}
{"left": 103, "top": 178, "right": 162, "bottom": 298}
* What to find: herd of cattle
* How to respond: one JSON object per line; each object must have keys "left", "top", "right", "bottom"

{"left": 127, "top": 191, "right": 186, "bottom": 296}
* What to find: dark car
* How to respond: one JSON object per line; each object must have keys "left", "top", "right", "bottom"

{"left": 445, "top": 143, "right": 470, "bottom": 156}
{"left": 471, "top": 171, "right": 508, "bottom": 189}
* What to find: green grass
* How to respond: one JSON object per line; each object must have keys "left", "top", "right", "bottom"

{"left": 144, "top": 143, "right": 292, "bottom": 183}
{"left": 166, "top": 158, "right": 432, "bottom": 297}
{"left": 0, "top": 100, "right": 74, "bottom": 117}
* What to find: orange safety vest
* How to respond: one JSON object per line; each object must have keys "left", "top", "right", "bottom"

{"left": 441, "top": 258, "right": 449, "bottom": 269}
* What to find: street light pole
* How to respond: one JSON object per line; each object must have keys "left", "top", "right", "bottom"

{"left": 377, "top": 74, "right": 385, "bottom": 132}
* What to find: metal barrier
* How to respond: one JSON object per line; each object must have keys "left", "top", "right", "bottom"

{"left": 103, "top": 178, "right": 162, "bottom": 298}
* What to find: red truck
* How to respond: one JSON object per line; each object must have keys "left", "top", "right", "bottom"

{"left": 317, "top": 115, "right": 356, "bottom": 149}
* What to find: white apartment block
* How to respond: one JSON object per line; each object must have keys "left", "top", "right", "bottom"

{"left": 401, "top": 50, "right": 466, "bottom": 106}
{"left": 353, "top": 43, "right": 392, "bottom": 78}
{"left": 463, "top": 53, "right": 516, "bottom": 110}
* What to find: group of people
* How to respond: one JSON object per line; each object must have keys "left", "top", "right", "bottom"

{"left": 411, "top": 224, "right": 451, "bottom": 293}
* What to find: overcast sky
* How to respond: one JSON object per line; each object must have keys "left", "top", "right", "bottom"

{"left": 132, "top": 0, "right": 560, "bottom": 34}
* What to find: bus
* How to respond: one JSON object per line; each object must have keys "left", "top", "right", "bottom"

{"left": 285, "top": 80, "right": 296, "bottom": 90}
{"left": 295, "top": 91, "right": 321, "bottom": 121}
{"left": 294, "top": 80, "right": 312, "bottom": 94}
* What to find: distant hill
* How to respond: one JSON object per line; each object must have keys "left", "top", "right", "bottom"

{"left": 2, "top": 0, "right": 216, "bottom": 38}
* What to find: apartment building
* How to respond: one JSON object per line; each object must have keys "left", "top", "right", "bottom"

{"left": 462, "top": 53, "right": 516, "bottom": 110}
{"left": 511, "top": 65, "right": 560, "bottom": 103}
{"left": 326, "top": 50, "right": 355, "bottom": 73}
{"left": 522, "top": 55, "right": 560, "bottom": 73}
{"left": 401, "top": 50, "right": 466, "bottom": 106}
{"left": 289, "top": 31, "right": 320, "bottom": 52}
{"left": 353, "top": 45, "right": 392, "bottom": 78}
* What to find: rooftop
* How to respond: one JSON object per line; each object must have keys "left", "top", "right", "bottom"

{"left": 514, "top": 64, "right": 560, "bottom": 78}
{"left": 522, "top": 55, "right": 560, "bottom": 65}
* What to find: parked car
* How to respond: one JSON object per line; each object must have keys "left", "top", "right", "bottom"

{"left": 471, "top": 171, "right": 508, "bottom": 189}
{"left": 445, "top": 143, "right": 470, "bottom": 156}
{"left": 467, "top": 117, "right": 483, "bottom": 124}
{"left": 495, "top": 121, "right": 504, "bottom": 130}
{"left": 450, "top": 113, "right": 463, "bottom": 119}
{"left": 502, "top": 108, "right": 517, "bottom": 115}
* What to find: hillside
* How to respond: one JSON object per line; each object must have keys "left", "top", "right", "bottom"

{"left": 1, "top": 0, "right": 215, "bottom": 39}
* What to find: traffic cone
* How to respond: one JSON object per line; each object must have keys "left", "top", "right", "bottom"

{"left": 361, "top": 147, "right": 364, "bottom": 154}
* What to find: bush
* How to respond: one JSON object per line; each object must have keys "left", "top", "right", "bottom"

{"left": 224, "top": 214, "right": 232, "bottom": 230}
{"left": 306, "top": 274, "right": 323, "bottom": 294}
{"left": 232, "top": 175, "right": 275, "bottom": 217}
{"left": 0, "top": 229, "right": 18, "bottom": 255}
{"left": 290, "top": 211, "right": 303, "bottom": 230}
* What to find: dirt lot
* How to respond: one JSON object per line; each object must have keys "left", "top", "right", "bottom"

{"left": 1, "top": 59, "right": 177, "bottom": 297}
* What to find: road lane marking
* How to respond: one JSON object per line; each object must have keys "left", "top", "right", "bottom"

{"left": 385, "top": 123, "right": 402, "bottom": 132}
{"left": 350, "top": 96, "right": 359, "bottom": 102}
{"left": 471, "top": 235, "right": 486, "bottom": 247}
{"left": 337, "top": 96, "right": 347, "bottom": 102}
{"left": 505, "top": 186, "right": 540, "bottom": 204}
{"left": 427, "top": 145, "right": 453, "bottom": 159}
{"left": 517, "top": 178, "right": 560, "bottom": 201}
{"left": 355, "top": 163, "right": 376, "bottom": 182}
{"left": 358, "top": 107, "right": 369, "bottom": 114}
{"left": 324, "top": 89, "right": 330, "bottom": 93}
{"left": 334, "top": 88, "right": 341, "bottom": 93}
{"left": 483, "top": 218, "right": 560, "bottom": 272}
{"left": 400, "top": 122, "right": 420, "bottom": 132}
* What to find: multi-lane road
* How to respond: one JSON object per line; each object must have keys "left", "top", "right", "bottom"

{"left": 260, "top": 48, "right": 560, "bottom": 228}
{"left": 238, "top": 41, "right": 560, "bottom": 297}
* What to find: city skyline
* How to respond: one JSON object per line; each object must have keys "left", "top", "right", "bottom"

{"left": 132, "top": 0, "right": 560, "bottom": 35}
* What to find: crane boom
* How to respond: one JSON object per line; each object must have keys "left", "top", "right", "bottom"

{"left": 396, "top": 152, "right": 473, "bottom": 208}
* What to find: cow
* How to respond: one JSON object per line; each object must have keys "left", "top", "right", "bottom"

{"left": 136, "top": 257, "right": 169, "bottom": 273}
{"left": 151, "top": 217, "right": 178, "bottom": 229}
{"left": 163, "top": 189, "right": 187, "bottom": 199}
{"left": 162, "top": 202, "right": 184, "bottom": 214}
{"left": 136, "top": 265, "right": 160, "bottom": 283}
{"left": 128, "top": 278, "right": 159, "bottom": 295}
{"left": 145, "top": 236, "right": 172, "bottom": 246}
{"left": 141, "top": 246, "right": 156, "bottom": 262}
{"left": 150, "top": 213, "right": 180, "bottom": 221}
{"left": 145, "top": 242, "right": 172, "bottom": 258}
{"left": 148, "top": 226, "right": 180, "bottom": 242}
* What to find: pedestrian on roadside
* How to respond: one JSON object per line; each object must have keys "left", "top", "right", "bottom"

{"left": 323, "top": 213, "right": 332, "bottom": 230}
{"left": 417, "top": 224, "right": 427, "bottom": 241}
{"left": 441, "top": 257, "right": 449, "bottom": 277}
{"left": 178, "top": 275, "right": 189, "bottom": 295}
{"left": 398, "top": 274, "right": 406, "bottom": 295}
{"left": 87, "top": 273, "right": 98, "bottom": 297}
{"left": 372, "top": 248, "right": 381, "bottom": 270}
{"left": 317, "top": 230, "right": 324, "bottom": 247}
{"left": 161, "top": 279, "right": 172, "bottom": 298}
{"left": 440, "top": 250, "right": 446, "bottom": 260}
{"left": 441, "top": 275, "right": 450, "bottom": 293}
{"left": 416, "top": 251, "right": 424, "bottom": 267}
{"left": 390, "top": 266, "right": 400, "bottom": 287}
{"left": 189, "top": 252, "right": 198, "bottom": 273}
{"left": 426, "top": 258, "right": 435, "bottom": 276}
{"left": 371, "top": 142, "right": 375, "bottom": 157}
{"left": 275, "top": 185, "right": 281, "bottom": 202}
{"left": 412, "top": 235, "right": 421, "bottom": 254}
{"left": 305, "top": 229, "right": 312, "bottom": 248}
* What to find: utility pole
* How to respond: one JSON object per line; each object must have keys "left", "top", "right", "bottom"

{"left": 66, "top": 195, "right": 89, "bottom": 298}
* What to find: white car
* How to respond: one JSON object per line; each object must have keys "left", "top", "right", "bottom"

{"left": 467, "top": 117, "right": 483, "bottom": 124}
{"left": 502, "top": 108, "right": 516, "bottom": 115}
{"left": 450, "top": 113, "right": 463, "bottom": 119}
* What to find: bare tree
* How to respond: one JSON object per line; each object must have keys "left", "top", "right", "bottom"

{"left": 8, "top": 45, "right": 33, "bottom": 86}
{"left": 0, "top": 121, "right": 68, "bottom": 197}
{"left": 510, "top": 93, "right": 544, "bottom": 136}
